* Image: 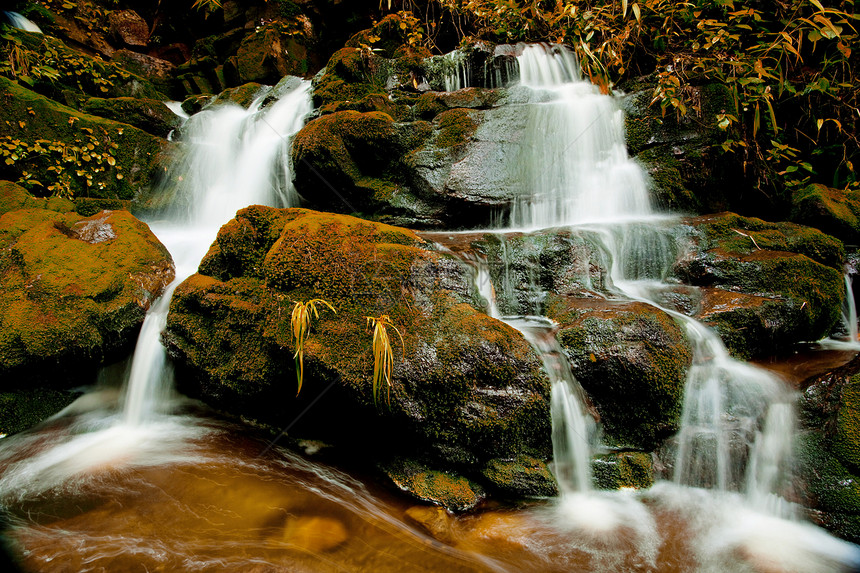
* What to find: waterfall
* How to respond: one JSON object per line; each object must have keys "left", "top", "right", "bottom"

{"left": 507, "top": 42, "right": 796, "bottom": 501}
{"left": 843, "top": 272, "right": 859, "bottom": 344}
{"left": 508, "top": 44, "right": 653, "bottom": 230}
{"left": 0, "top": 79, "right": 312, "bottom": 497}
{"left": 470, "top": 254, "right": 596, "bottom": 494}
{"left": 124, "top": 79, "right": 312, "bottom": 424}
{"left": 495, "top": 42, "right": 860, "bottom": 568}
{"left": 1, "top": 11, "right": 42, "bottom": 34}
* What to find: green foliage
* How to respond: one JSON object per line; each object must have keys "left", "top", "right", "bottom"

{"left": 290, "top": 298, "right": 336, "bottom": 395}
{"left": 191, "top": 0, "right": 223, "bottom": 11}
{"left": 0, "top": 30, "right": 132, "bottom": 96}
{"left": 0, "top": 121, "right": 123, "bottom": 198}
{"left": 366, "top": 314, "right": 404, "bottom": 406}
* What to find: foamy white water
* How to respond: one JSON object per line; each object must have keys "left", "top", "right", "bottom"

{"left": 2, "top": 11, "right": 42, "bottom": 33}
{"left": 0, "top": 79, "right": 313, "bottom": 499}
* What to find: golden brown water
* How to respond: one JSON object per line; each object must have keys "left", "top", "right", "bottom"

{"left": 3, "top": 347, "right": 860, "bottom": 573}
{"left": 0, "top": 414, "right": 701, "bottom": 573}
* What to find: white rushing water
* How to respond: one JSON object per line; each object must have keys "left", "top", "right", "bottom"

{"left": 482, "top": 42, "right": 860, "bottom": 569}
{"left": 0, "top": 79, "right": 313, "bottom": 498}
{"left": 2, "top": 11, "right": 42, "bottom": 34}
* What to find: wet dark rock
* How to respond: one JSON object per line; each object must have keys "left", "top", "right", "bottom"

{"left": 546, "top": 296, "right": 693, "bottom": 450}
{"left": 107, "top": 10, "right": 149, "bottom": 48}
{"left": 620, "top": 81, "right": 749, "bottom": 215}
{"left": 111, "top": 50, "right": 179, "bottom": 99}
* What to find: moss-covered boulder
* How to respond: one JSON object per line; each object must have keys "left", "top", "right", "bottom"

{"left": 592, "top": 451, "right": 655, "bottom": 490}
{"left": 311, "top": 47, "right": 392, "bottom": 111}
{"left": 545, "top": 296, "right": 693, "bottom": 450}
{"left": 794, "top": 355, "right": 860, "bottom": 541}
{"left": 166, "top": 207, "right": 551, "bottom": 492}
{"left": 291, "top": 110, "right": 448, "bottom": 226}
{"left": 791, "top": 183, "right": 860, "bottom": 244}
{"left": 620, "top": 81, "right": 749, "bottom": 215}
{"left": 479, "top": 454, "right": 557, "bottom": 498}
{"left": 0, "top": 76, "right": 168, "bottom": 202}
{"left": 0, "top": 387, "right": 80, "bottom": 436}
{"left": 673, "top": 212, "right": 846, "bottom": 357}
{"left": 235, "top": 22, "right": 312, "bottom": 84}
{"left": 0, "top": 201, "right": 174, "bottom": 384}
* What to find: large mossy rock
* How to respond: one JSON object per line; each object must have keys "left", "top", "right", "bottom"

{"left": 791, "top": 183, "right": 860, "bottom": 245}
{"left": 292, "top": 109, "right": 450, "bottom": 226}
{"left": 165, "top": 207, "right": 552, "bottom": 493}
{"left": 673, "top": 212, "right": 846, "bottom": 357}
{"left": 0, "top": 182, "right": 174, "bottom": 384}
{"left": 0, "top": 76, "right": 169, "bottom": 202}
{"left": 235, "top": 22, "right": 312, "bottom": 84}
{"left": 546, "top": 296, "right": 692, "bottom": 450}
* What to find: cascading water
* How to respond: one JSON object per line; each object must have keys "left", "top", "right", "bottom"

{"left": 1, "top": 11, "right": 42, "bottom": 34}
{"left": 481, "top": 42, "right": 859, "bottom": 569}
{"left": 122, "top": 78, "right": 313, "bottom": 425}
{"left": 470, "top": 255, "right": 596, "bottom": 495}
{"left": 0, "top": 79, "right": 313, "bottom": 497}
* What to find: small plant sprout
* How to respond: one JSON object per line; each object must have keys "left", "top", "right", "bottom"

{"left": 366, "top": 314, "right": 404, "bottom": 406}
{"left": 290, "top": 299, "right": 335, "bottom": 396}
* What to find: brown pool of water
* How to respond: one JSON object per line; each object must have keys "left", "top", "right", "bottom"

{"left": 0, "top": 416, "right": 704, "bottom": 573}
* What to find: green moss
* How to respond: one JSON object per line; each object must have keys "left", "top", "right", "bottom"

{"left": 414, "top": 93, "right": 447, "bottom": 120}
{"left": 638, "top": 147, "right": 701, "bottom": 213}
{"left": 434, "top": 109, "right": 477, "bottom": 148}
{"left": 690, "top": 212, "right": 844, "bottom": 269}
{"left": 791, "top": 183, "right": 860, "bottom": 244}
{"left": 833, "top": 374, "right": 860, "bottom": 473}
{"left": 0, "top": 209, "right": 173, "bottom": 379}
{"left": 383, "top": 458, "right": 485, "bottom": 511}
{"left": 167, "top": 208, "right": 552, "bottom": 472}
{"left": 235, "top": 23, "right": 310, "bottom": 84}
{"left": 480, "top": 455, "right": 557, "bottom": 498}
{"left": 796, "top": 431, "right": 860, "bottom": 542}
{"left": 0, "top": 76, "right": 167, "bottom": 201}
{"left": 313, "top": 48, "right": 388, "bottom": 108}
{"left": 82, "top": 97, "right": 179, "bottom": 137}
{"left": 0, "top": 28, "right": 164, "bottom": 101}
{"left": 549, "top": 297, "right": 692, "bottom": 449}
{"left": 592, "top": 452, "right": 654, "bottom": 490}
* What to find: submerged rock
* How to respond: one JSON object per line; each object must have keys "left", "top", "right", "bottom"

{"left": 166, "top": 207, "right": 552, "bottom": 494}
{"left": 383, "top": 458, "right": 485, "bottom": 511}
{"left": 0, "top": 184, "right": 174, "bottom": 384}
